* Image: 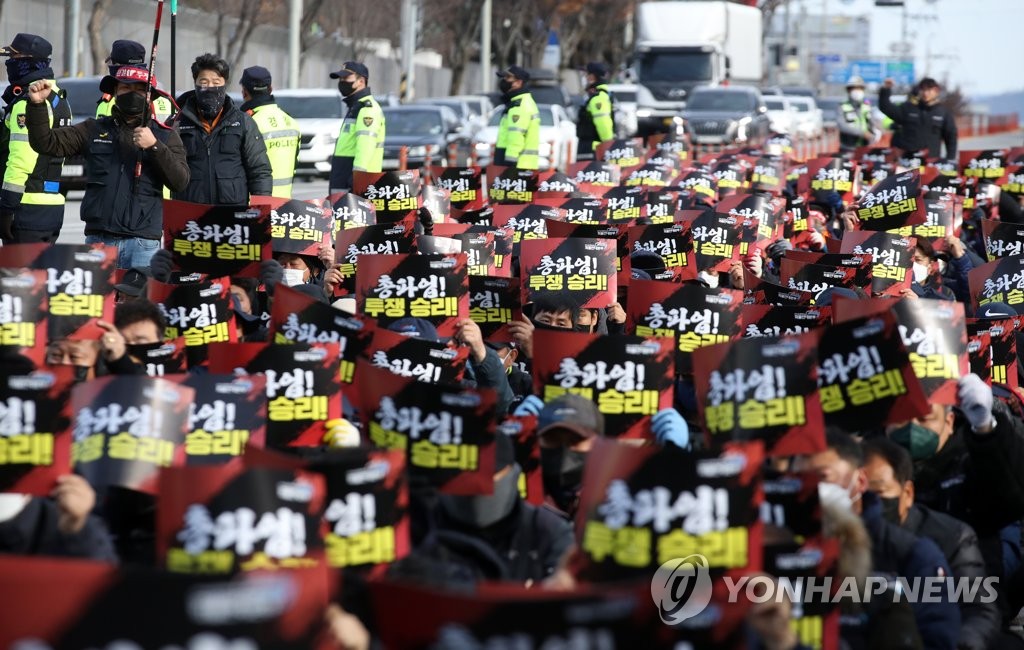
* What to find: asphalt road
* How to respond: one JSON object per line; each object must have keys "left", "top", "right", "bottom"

{"left": 51, "top": 129, "right": 1024, "bottom": 247}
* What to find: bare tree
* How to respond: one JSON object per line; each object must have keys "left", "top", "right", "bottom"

{"left": 421, "top": 0, "right": 486, "bottom": 94}
{"left": 87, "top": 0, "right": 114, "bottom": 75}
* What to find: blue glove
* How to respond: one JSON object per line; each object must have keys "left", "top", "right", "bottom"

{"left": 652, "top": 408, "right": 689, "bottom": 449}
{"left": 513, "top": 395, "right": 545, "bottom": 418}
{"left": 149, "top": 248, "right": 174, "bottom": 283}
{"left": 260, "top": 259, "right": 284, "bottom": 296}
{"left": 958, "top": 373, "right": 995, "bottom": 433}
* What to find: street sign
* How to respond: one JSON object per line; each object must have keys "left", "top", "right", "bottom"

{"left": 848, "top": 60, "right": 885, "bottom": 84}
{"left": 816, "top": 54, "right": 842, "bottom": 64}
{"left": 885, "top": 60, "right": 915, "bottom": 86}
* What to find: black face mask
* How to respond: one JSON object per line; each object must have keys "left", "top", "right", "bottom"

{"left": 439, "top": 464, "right": 520, "bottom": 528}
{"left": 879, "top": 496, "right": 902, "bottom": 525}
{"left": 115, "top": 91, "right": 147, "bottom": 118}
{"left": 541, "top": 448, "right": 586, "bottom": 515}
{"left": 5, "top": 57, "right": 48, "bottom": 83}
{"left": 125, "top": 342, "right": 164, "bottom": 361}
{"left": 530, "top": 317, "right": 573, "bottom": 332}
{"left": 498, "top": 79, "right": 514, "bottom": 95}
{"left": 194, "top": 85, "right": 227, "bottom": 119}
{"left": 72, "top": 365, "right": 91, "bottom": 384}
{"left": 337, "top": 81, "right": 356, "bottom": 97}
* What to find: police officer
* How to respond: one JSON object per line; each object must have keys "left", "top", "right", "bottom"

{"left": 328, "top": 61, "right": 384, "bottom": 194}
{"left": 173, "top": 53, "right": 272, "bottom": 205}
{"left": 0, "top": 33, "right": 70, "bottom": 244}
{"left": 23, "top": 66, "right": 189, "bottom": 268}
{"left": 96, "top": 40, "right": 173, "bottom": 124}
{"left": 576, "top": 62, "right": 615, "bottom": 161}
{"left": 495, "top": 65, "right": 540, "bottom": 170}
{"left": 838, "top": 75, "right": 878, "bottom": 153}
{"left": 239, "top": 66, "right": 299, "bottom": 198}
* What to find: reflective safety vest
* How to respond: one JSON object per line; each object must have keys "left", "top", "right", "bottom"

{"left": 97, "top": 93, "right": 174, "bottom": 124}
{"left": 333, "top": 93, "right": 385, "bottom": 173}
{"left": 496, "top": 90, "right": 540, "bottom": 170}
{"left": 249, "top": 102, "right": 300, "bottom": 198}
{"left": 577, "top": 83, "right": 615, "bottom": 154}
{"left": 0, "top": 82, "right": 71, "bottom": 230}
{"left": 839, "top": 101, "right": 873, "bottom": 149}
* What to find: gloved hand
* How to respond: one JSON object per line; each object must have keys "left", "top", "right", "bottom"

{"left": 0, "top": 210, "right": 14, "bottom": 241}
{"left": 651, "top": 408, "right": 689, "bottom": 449}
{"left": 958, "top": 373, "right": 995, "bottom": 433}
{"left": 260, "top": 259, "right": 284, "bottom": 296}
{"left": 513, "top": 395, "right": 545, "bottom": 418}
{"left": 417, "top": 206, "right": 434, "bottom": 236}
{"left": 149, "top": 248, "right": 174, "bottom": 283}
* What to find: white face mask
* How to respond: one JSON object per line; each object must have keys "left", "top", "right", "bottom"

{"left": 698, "top": 269, "right": 720, "bottom": 289}
{"left": 818, "top": 481, "right": 853, "bottom": 513}
{"left": 912, "top": 262, "right": 929, "bottom": 284}
{"left": 937, "top": 259, "right": 947, "bottom": 275}
{"left": 0, "top": 493, "right": 29, "bottom": 522}
{"left": 849, "top": 89, "right": 865, "bottom": 103}
{"left": 282, "top": 268, "right": 306, "bottom": 287}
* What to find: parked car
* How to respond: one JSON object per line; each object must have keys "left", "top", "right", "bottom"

{"left": 412, "top": 96, "right": 486, "bottom": 139}
{"left": 273, "top": 89, "right": 345, "bottom": 180}
{"left": 445, "top": 94, "right": 495, "bottom": 120}
{"left": 763, "top": 95, "right": 798, "bottom": 135}
{"left": 607, "top": 83, "right": 640, "bottom": 138}
{"left": 472, "top": 103, "right": 577, "bottom": 170}
{"left": 816, "top": 96, "right": 845, "bottom": 130}
{"left": 786, "top": 95, "right": 824, "bottom": 138}
{"left": 381, "top": 105, "right": 472, "bottom": 170}
{"left": 681, "top": 85, "right": 771, "bottom": 145}
{"left": 56, "top": 76, "right": 104, "bottom": 190}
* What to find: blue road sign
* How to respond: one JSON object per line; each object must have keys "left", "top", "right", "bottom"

{"left": 847, "top": 60, "right": 885, "bottom": 84}
{"left": 886, "top": 60, "right": 915, "bottom": 85}
{"left": 816, "top": 54, "right": 842, "bottom": 64}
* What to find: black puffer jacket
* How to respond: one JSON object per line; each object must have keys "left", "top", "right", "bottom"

{"left": 172, "top": 92, "right": 272, "bottom": 205}
{"left": 878, "top": 87, "right": 958, "bottom": 158}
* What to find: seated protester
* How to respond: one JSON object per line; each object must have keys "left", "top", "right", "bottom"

{"left": 939, "top": 234, "right": 979, "bottom": 305}
{"left": 762, "top": 239, "right": 792, "bottom": 285}
{"left": 388, "top": 317, "right": 514, "bottom": 418}
{"left": 863, "top": 438, "right": 1000, "bottom": 650}
{"left": 92, "top": 300, "right": 167, "bottom": 375}
{"left": 909, "top": 238, "right": 954, "bottom": 301}
{"left": 885, "top": 374, "right": 1024, "bottom": 592}
{"left": 507, "top": 294, "right": 580, "bottom": 362}
{"left": 487, "top": 341, "right": 532, "bottom": 404}
{"left": 516, "top": 394, "right": 688, "bottom": 519}
{"left": 0, "top": 475, "right": 117, "bottom": 562}
{"left": 427, "top": 433, "right": 574, "bottom": 584}
{"left": 45, "top": 336, "right": 102, "bottom": 383}
{"left": 805, "top": 431, "right": 960, "bottom": 650}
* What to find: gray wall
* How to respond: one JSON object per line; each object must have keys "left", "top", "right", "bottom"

{"left": 2, "top": 0, "right": 452, "bottom": 98}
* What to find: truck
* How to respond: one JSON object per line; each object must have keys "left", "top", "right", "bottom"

{"left": 633, "top": 1, "right": 763, "bottom": 135}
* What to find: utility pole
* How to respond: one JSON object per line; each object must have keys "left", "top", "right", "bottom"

{"left": 64, "top": 0, "right": 80, "bottom": 76}
{"left": 288, "top": 0, "right": 301, "bottom": 88}
{"left": 480, "top": 0, "right": 492, "bottom": 94}
{"left": 400, "top": 0, "right": 418, "bottom": 102}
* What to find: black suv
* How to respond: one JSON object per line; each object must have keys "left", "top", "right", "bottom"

{"left": 682, "top": 86, "right": 771, "bottom": 146}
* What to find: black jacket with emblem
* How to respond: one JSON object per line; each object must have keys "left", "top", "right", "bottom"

{"left": 172, "top": 91, "right": 272, "bottom": 205}
{"left": 24, "top": 100, "right": 190, "bottom": 239}
{"left": 878, "top": 87, "right": 958, "bottom": 158}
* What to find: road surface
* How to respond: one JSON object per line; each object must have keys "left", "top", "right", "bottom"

{"left": 51, "top": 130, "right": 1024, "bottom": 247}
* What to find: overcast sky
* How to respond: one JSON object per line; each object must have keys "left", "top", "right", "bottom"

{"left": 818, "top": 0, "right": 1023, "bottom": 97}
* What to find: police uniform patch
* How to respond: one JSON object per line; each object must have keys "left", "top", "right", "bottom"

{"left": 512, "top": 114, "right": 520, "bottom": 123}
{"left": 363, "top": 116, "right": 373, "bottom": 127}
{"left": 16, "top": 114, "right": 25, "bottom": 128}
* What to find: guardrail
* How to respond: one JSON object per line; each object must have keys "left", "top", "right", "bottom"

{"left": 957, "top": 113, "right": 1019, "bottom": 138}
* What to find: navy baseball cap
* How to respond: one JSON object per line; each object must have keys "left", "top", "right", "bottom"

{"left": 240, "top": 65, "right": 272, "bottom": 92}
{"left": 113, "top": 266, "right": 151, "bottom": 297}
{"left": 331, "top": 61, "right": 369, "bottom": 81}
{"left": 2, "top": 33, "right": 51, "bottom": 59}
{"left": 107, "top": 39, "right": 145, "bottom": 66}
{"left": 582, "top": 62, "right": 609, "bottom": 78}
{"left": 538, "top": 394, "right": 605, "bottom": 440}
{"left": 388, "top": 317, "right": 441, "bottom": 342}
{"left": 496, "top": 66, "right": 530, "bottom": 82}
{"left": 976, "top": 302, "right": 1018, "bottom": 320}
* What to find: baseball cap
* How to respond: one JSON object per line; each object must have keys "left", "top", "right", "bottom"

{"left": 496, "top": 65, "right": 530, "bottom": 83}
{"left": 113, "top": 266, "right": 151, "bottom": 297}
{"left": 388, "top": 317, "right": 441, "bottom": 342}
{"left": 240, "top": 65, "right": 272, "bottom": 92}
{"left": 330, "top": 61, "right": 369, "bottom": 81}
{"left": 815, "top": 286, "right": 859, "bottom": 307}
{"left": 1, "top": 33, "right": 52, "bottom": 59}
{"left": 108, "top": 40, "right": 146, "bottom": 66}
{"left": 537, "top": 394, "right": 605, "bottom": 442}
{"left": 582, "top": 62, "right": 609, "bottom": 78}
{"left": 99, "top": 66, "right": 153, "bottom": 95}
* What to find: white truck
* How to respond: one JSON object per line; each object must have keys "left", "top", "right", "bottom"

{"left": 633, "top": 0, "right": 763, "bottom": 135}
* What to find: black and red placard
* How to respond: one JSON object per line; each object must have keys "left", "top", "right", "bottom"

{"left": 355, "top": 253, "right": 469, "bottom": 337}
{"left": 164, "top": 201, "right": 270, "bottom": 277}
{"left": 520, "top": 237, "right": 617, "bottom": 309}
